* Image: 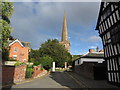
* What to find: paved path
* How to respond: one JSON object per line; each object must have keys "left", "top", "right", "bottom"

{"left": 11, "top": 72, "right": 84, "bottom": 89}
{"left": 3, "top": 71, "right": 119, "bottom": 89}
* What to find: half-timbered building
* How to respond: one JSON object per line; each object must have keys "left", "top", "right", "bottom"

{"left": 96, "top": 1, "right": 120, "bottom": 86}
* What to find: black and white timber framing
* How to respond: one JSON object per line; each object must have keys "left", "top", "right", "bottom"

{"left": 96, "top": 1, "right": 120, "bottom": 86}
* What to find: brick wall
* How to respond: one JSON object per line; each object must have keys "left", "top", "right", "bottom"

{"left": 32, "top": 66, "right": 47, "bottom": 78}
{"left": 73, "top": 62, "right": 97, "bottom": 79}
{"left": 14, "top": 65, "right": 26, "bottom": 83}
{"left": 2, "top": 64, "right": 26, "bottom": 85}
{"left": 73, "top": 62, "right": 106, "bottom": 80}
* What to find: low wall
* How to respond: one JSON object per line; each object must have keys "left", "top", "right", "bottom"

{"left": 2, "top": 64, "right": 26, "bottom": 85}
{"left": 73, "top": 62, "right": 106, "bottom": 80}
{"left": 32, "top": 66, "right": 47, "bottom": 78}
{"left": 74, "top": 62, "right": 96, "bottom": 79}
{"left": 2, "top": 65, "right": 15, "bottom": 85}
{"left": 14, "top": 65, "right": 26, "bottom": 83}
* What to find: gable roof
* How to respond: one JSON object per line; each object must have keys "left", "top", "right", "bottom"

{"left": 9, "top": 39, "right": 24, "bottom": 47}
{"left": 95, "top": 1, "right": 120, "bottom": 30}
{"left": 81, "top": 52, "right": 104, "bottom": 58}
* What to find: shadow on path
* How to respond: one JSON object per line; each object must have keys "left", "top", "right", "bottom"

{"left": 49, "top": 71, "right": 84, "bottom": 89}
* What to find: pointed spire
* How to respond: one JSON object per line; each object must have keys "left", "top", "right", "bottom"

{"left": 61, "top": 11, "right": 68, "bottom": 41}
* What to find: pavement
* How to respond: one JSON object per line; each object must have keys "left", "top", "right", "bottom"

{"left": 68, "top": 72, "right": 119, "bottom": 89}
{"left": 2, "top": 71, "right": 120, "bottom": 89}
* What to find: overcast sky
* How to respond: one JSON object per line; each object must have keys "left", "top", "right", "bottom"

{"left": 10, "top": 2, "right": 103, "bottom": 55}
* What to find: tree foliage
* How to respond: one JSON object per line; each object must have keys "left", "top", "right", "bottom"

{"left": 0, "top": 2, "right": 14, "bottom": 60}
{"left": 39, "top": 39, "right": 72, "bottom": 67}
{"left": 29, "top": 49, "right": 40, "bottom": 64}
{"left": 40, "top": 56, "right": 53, "bottom": 70}
{"left": 0, "top": 2, "right": 14, "bottom": 19}
{"left": 72, "top": 55, "right": 82, "bottom": 61}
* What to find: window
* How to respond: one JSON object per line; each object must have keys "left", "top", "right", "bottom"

{"left": 14, "top": 48, "right": 18, "bottom": 52}
{"left": 13, "top": 55, "right": 17, "bottom": 60}
{"left": 24, "top": 59, "right": 26, "bottom": 62}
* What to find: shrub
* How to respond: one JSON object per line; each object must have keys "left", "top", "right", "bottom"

{"left": 40, "top": 56, "right": 53, "bottom": 70}
{"left": 14, "top": 61, "right": 22, "bottom": 66}
{"left": 9, "top": 58, "right": 17, "bottom": 61}
{"left": 26, "top": 65, "right": 33, "bottom": 78}
{"left": 39, "top": 64, "right": 44, "bottom": 71}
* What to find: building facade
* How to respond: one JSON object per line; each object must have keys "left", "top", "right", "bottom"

{"left": 96, "top": 1, "right": 120, "bottom": 85}
{"left": 74, "top": 49, "right": 104, "bottom": 66}
{"left": 60, "top": 12, "right": 70, "bottom": 52}
{"left": 73, "top": 49, "right": 105, "bottom": 80}
{"left": 9, "top": 39, "right": 30, "bottom": 62}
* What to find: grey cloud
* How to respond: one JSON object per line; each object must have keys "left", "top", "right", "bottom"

{"left": 10, "top": 2, "right": 100, "bottom": 49}
{"left": 85, "top": 35, "right": 101, "bottom": 42}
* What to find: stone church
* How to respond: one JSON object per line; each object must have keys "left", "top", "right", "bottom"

{"left": 60, "top": 12, "right": 70, "bottom": 52}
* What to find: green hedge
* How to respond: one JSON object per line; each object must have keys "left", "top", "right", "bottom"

{"left": 26, "top": 65, "right": 33, "bottom": 78}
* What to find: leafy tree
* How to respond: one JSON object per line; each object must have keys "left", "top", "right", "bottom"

{"left": 40, "top": 56, "right": 53, "bottom": 70}
{"left": 29, "top": 49, "right": 40, "bottom": 64}
{"left": 0, "top": 2, "right": 14, "bottom": 61}
{"left": 39, "top": 39, "right": 72, "bottom": 67}
{"left": 72, "top": 55, "right": 82, "bottom": 61}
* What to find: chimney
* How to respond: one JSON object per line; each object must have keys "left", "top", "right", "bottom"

{"left": 89, "top": 49, "right": 95, "bottom": 53}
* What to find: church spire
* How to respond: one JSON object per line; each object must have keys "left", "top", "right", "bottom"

{"left": 60, "top": 12, "right": 70, "bottom": 52}
{"left": 61, "top": 11, "right": 68, "bottom": 41}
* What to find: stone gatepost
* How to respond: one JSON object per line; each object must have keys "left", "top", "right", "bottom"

{"left": 65, "top": 62, "right": 67, "bottom": 69}
{"left": 52, "top": 62, "right": 55, "bottom": 72}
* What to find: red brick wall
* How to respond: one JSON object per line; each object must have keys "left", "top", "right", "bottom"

{"left": 32, "top": 66, "right": 47, "bottom": 78}
{"left": 32, "top": 66, "right": 41, "bottom": 78}
{"left": 2, "top": 65, "right": 26, "bottom": 85}
{"left": 14, "top": 65, "right": 26, "bottom": 83}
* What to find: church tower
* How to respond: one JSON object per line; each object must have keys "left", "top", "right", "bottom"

{"left": 60, "top": 12, "right": 70, "bottom": 52}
